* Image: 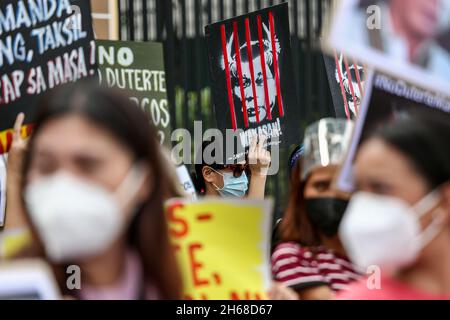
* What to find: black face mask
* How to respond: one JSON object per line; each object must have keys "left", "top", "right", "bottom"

{"left": 305, "top": 198, "right": 349, "bottom": 237}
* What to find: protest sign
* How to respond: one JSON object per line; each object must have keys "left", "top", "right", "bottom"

{"left": 205, "top": 3, "right": 299, "bottom": 160}
{"left": 323, "top": 51, "right": 366, "bottom": 119}
{"left": 336, "top": 71, "right": 450, "bottom": 192}
{"left": 0, "top": 0, "right": 96, "bottom": 154}
{"left": 0, "top": 259, "right": 61, "bottom": 299}
{"left": 176, "top": 165, "right": 197, "bottom": 200}
{"left": 166, "top": 197, "right": 273, "bottom": 300}
{"left": 327, "top": 0, "right": 450, "bottom": 97}
{"left": 97, "top": 40, "right": 171, "bottom": 146}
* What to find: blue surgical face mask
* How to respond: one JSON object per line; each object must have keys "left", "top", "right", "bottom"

{"left": 211, "top": 169, "right": 248, "bottom": 198}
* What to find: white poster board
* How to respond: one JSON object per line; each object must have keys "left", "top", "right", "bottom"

{"left": 0, "top": 260, "right": 61, "bottom": 300}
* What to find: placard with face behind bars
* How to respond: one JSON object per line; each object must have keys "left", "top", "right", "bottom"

{"left": 205, "top": 3, "right": 299, "bottom": 162}
{"left": 323, "top": 51, "right": 366, "bottom": 120}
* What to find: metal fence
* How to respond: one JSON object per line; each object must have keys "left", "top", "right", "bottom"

{"left": 118, "top": 0, "right": 335, "bottom": 217}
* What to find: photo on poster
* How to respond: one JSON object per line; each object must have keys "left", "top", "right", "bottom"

{"left": 336, "top": 71, "right": 450, "bottom": 192}
{"left": 323, "top": 51, "right": 366, "bottom": 119}
{"left": 0, "top": 0, "right": 96, "bottom": 154}
{"left": 327, "top": 0, "right": 450, "bottom": 97}
{"left": 205, "top": 3, "right": 299, "bottom": 161}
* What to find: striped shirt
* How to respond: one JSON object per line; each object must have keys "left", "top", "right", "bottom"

{"left": 271, "top": 242, "right": 363, "bottom": 292}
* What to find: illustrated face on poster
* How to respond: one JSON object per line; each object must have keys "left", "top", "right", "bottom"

{"left": 221, "top": 22, "right": 280, "bottom": 123}
{"left": 205, "top": 3, "right": 299, "bottom": 156}
{"left": 324, "top": 52, "right": 366, "bottom": 119}
{"left": 336, "top": 71, "right": 450, "bottom": 192}
{"left": 327, "top": 0, "right": 450, "bottom": 96}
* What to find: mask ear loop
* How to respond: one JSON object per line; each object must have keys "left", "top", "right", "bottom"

{"left": 208, "top": 167, "right": 225, "bottom": 191}
{"left": 413, "top": 189, "right": 442, "bottom": 218}
{"left": 408, "top": 189, "right": 447, "bottom": 250}
{"left": 115, "top": 162, "right": 149, "bottom": 210}
{"left": 416, "top": 209, "right": 446, "bottom": 250}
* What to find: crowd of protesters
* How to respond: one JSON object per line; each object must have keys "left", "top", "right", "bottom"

{"left": 0, "top": 78, "right": 449, "bottom": 300}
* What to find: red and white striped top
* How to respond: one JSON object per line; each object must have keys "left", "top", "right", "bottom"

{"left": 271, "top": 242, "right": 363, "bottom": 292}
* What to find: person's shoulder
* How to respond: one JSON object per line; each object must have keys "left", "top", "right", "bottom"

{"left": 272, "top": 242, "right": 301, "bottom": 259}
{"left": 272, "top": 242, "right": 317, "bottom": 260}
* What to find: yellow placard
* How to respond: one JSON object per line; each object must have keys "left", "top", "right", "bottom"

{"left": 0, "top": 125, "right": 33, "bottom": 155}
{"left": 166, "top": 197, "right": 273, "bottom": 300}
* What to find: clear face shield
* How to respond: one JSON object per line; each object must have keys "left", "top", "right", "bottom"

{"left": 301, "top": 118, "right": 354, "bottom": 181}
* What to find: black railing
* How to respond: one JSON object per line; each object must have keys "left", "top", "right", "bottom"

{"left": 118, "top": 0, "right": 335, "bottom": 218}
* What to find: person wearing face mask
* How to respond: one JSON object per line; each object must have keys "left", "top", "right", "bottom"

{"left": 14, "top": 82, "right": 182, "bottom": 299}
{"left": 192, "top": 135, "right": 271, "bottom": 200}
{"left": 338, "top": 108, "right": 450, "bottom": 300}
{"left": 271, "top": 118, "right": 363, "bottom": 300}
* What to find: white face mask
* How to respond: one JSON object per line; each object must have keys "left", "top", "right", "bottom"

{"left": 25, "top": 165, "right": 147, "bottom": 263}
{"left": 339, "top": 191, "right": 444, "bottom": 272}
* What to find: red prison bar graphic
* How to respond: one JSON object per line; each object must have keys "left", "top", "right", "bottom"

{"left": 334, "top": 50, "right": 351, "bottom": 119}
{"left": 221, "top": 24, "right": 238, "bottom": 130}
{"left": 269, "top": 12, "right": 284, "bottom": 117}
{"left": 233, "top": 21, "right": 249, "bottom": 128}
{"left": 353, "top": 58, "right": 364, "bottom": 101}
{"left": 220, "top": 12, "right": 284, "bottom": 130}
{"left": 343, "top": 55, "right": 358, "bottom": 115}
{"left": 257, "top": 14, "right": 272, "bottom": 121}
{"left": 245, "top": 18, "right": 260, "bottom": 124}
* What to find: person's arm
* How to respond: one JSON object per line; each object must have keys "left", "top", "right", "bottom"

{"left": 296, "top": 285, "right": 334, "bottom": 300}
{"left": 247, "top": 135, "right": 271, "bottom": 200}
{"left": 4, "top": 113, "right": 29, "bottom": 231}
{"left": 269, "top": 282, "right": 299, "bottom": 300}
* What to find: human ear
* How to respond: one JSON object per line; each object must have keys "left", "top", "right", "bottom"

{"left": 439, "top": 182, "right": 450, "bottom": 225}
{"left": 202, "top": 166, "right": 216, "bottom": 183}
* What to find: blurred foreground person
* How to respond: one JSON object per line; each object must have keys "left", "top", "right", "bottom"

{"left": 338, "top": 109, "right": 450, "bottom": 300}
{"left": 272, "top": 118, "right": 362, "bottom": 299}
{"left": 17, "top": 82, "right": 182, "bottom": 299}
{"left": 0, "top": 113, "right": 33, "bottom": 259}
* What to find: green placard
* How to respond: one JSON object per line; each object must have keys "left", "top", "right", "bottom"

{"left": 96, "top": 40, "right": 171, "bottom": 146}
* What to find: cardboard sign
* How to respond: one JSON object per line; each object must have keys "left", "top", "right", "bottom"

{"left": 336, "top": 71, "right": 450, "bottom": 192}
{"left": 327, "top": 0, "right": 450, "bottom": 97}
{"left": 0, "top": 0, "right": 96, "bottom": 154}
{"left": 323, "top": 52, "right": 366, "bottom": 119}
{"left": 96, "top": 40, "right": 171, "bottom": 146}
{"left": 91, "top": 0, "right": 118, "bottom": 40}
{"left": 205, "top": 3, "right": 299, "bottom": 159}
{"left": 166, "top": 197, "right": 273, "bottom": 300}
{"left": 176, "top": 165, "right": 197, "bottom": 201}
{"left": 0, "top": 259, "right": 61, "bottom": 300}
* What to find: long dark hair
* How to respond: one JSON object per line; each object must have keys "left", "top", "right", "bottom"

{"left": 21, "top": 81, "right": 182, "bottom": 299}
{"left": 369, "top": 108, "right": 450, "bottom": 189}
{"left": 279, "top": 159, "right": 321, "bottom": 247}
